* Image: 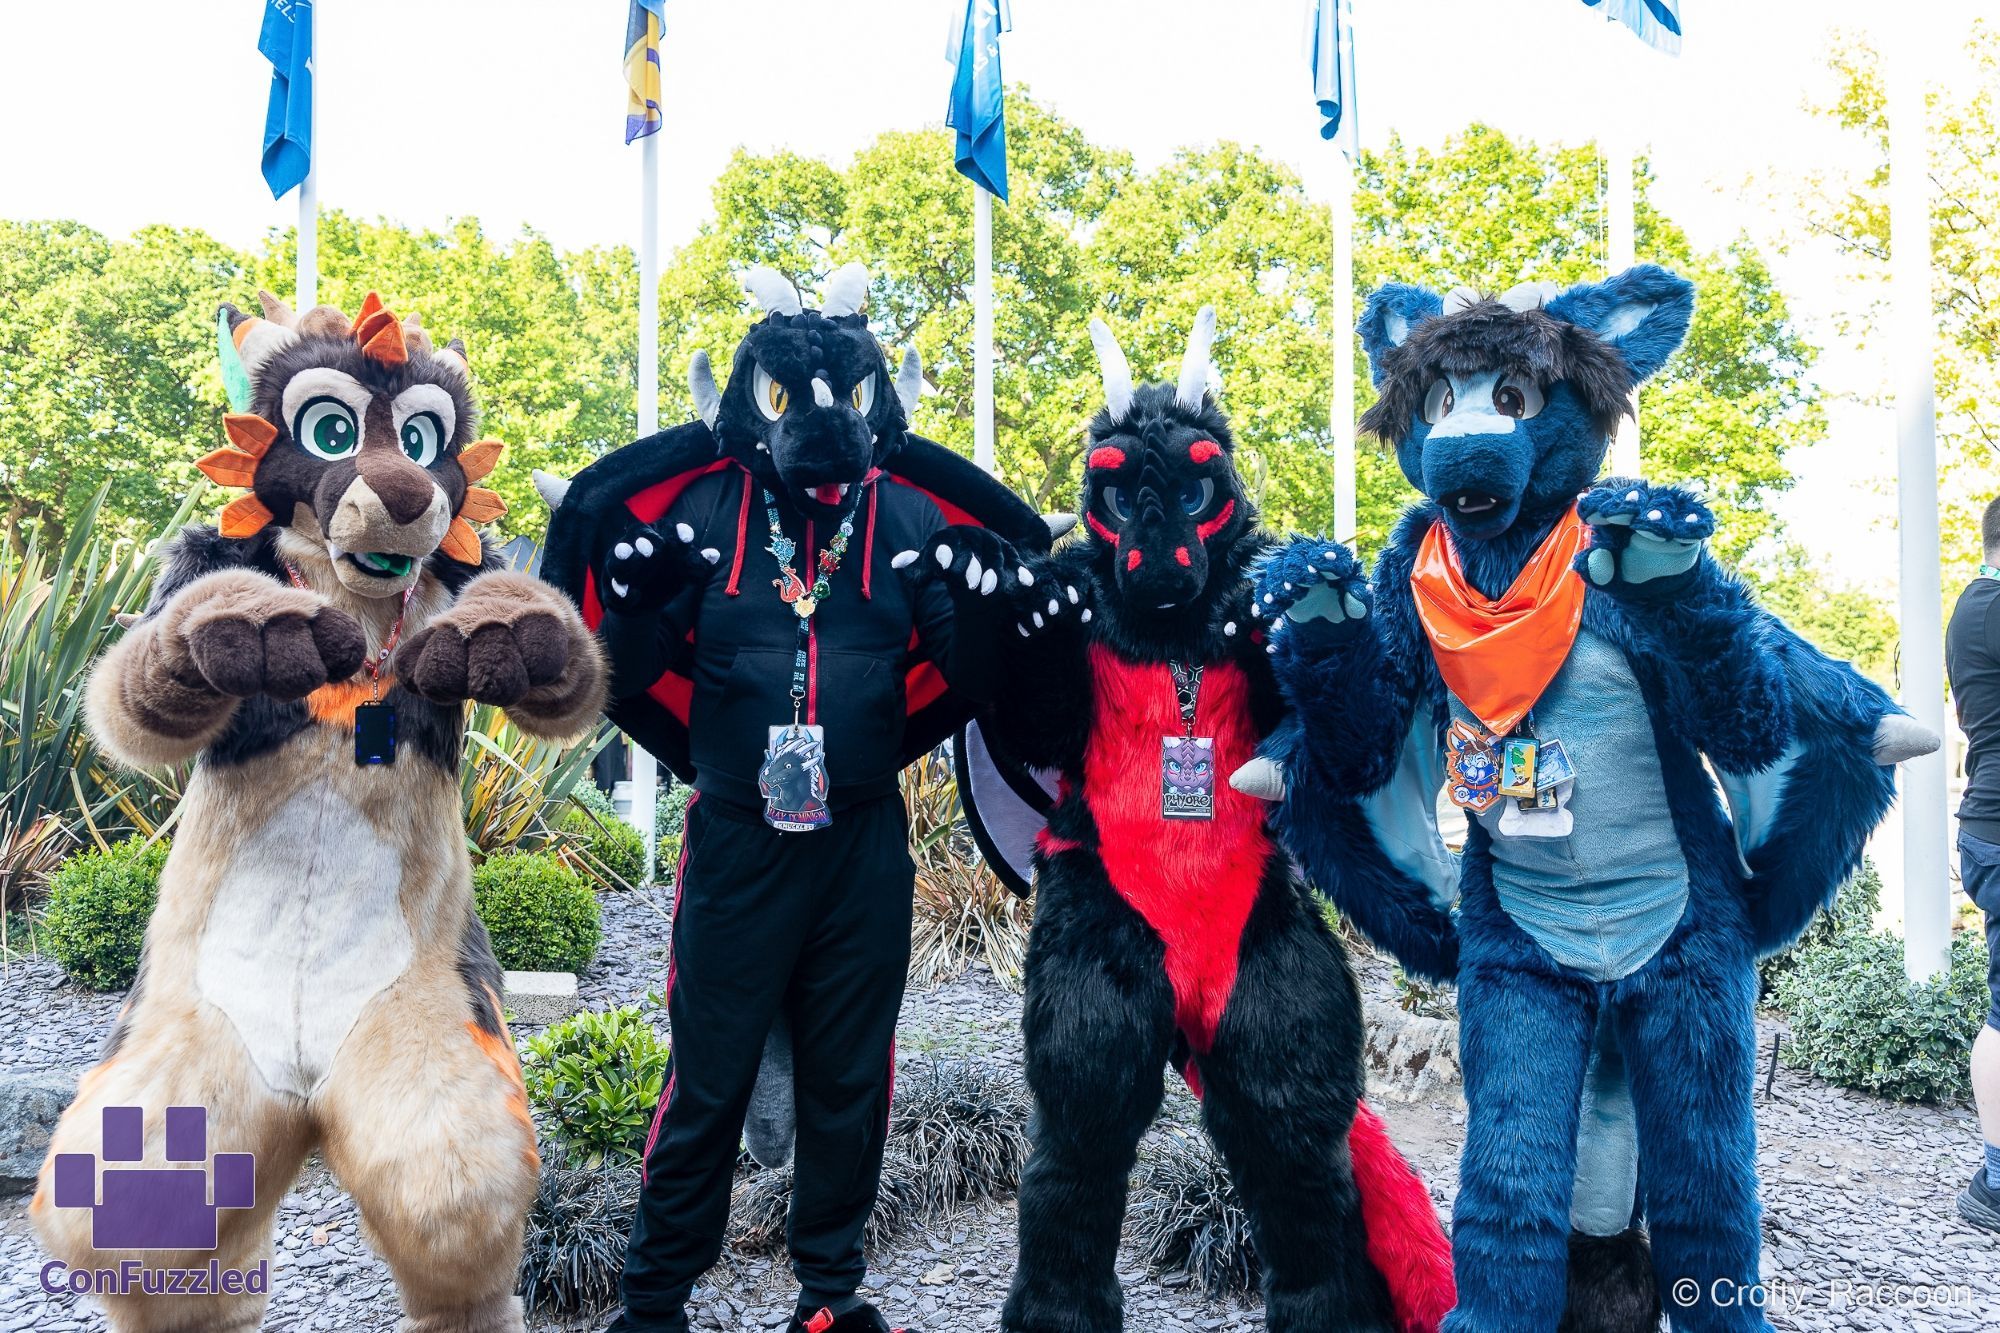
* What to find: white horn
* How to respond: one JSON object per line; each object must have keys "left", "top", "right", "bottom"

{"left": 811, "top": 377, "right": 835, "bottom": 409}
{"left": 820, "top": 262, "right": 870, "bottom": 318}
{"left": 743, "top": 265, "right": 802, "bottom": 317}
{"left": 532, "top": 469, "right": 571, "bottom": 511}
{"left": 1498, "top": 280, "right": 1559, "bottom": 312}
{"left": 1441, "top": 286, "right": 1480, "bottom": 316}
{"left": 1088, "top": 318, "right": 1135, "bottom": 424}
{"left": 895, "top": 347, "right": 924, "bottom": 418}
{"left": 689, "top": 350, "right": 721, "bottom": 429}
{"left": 1175, "top": 305, "right": 1218, "bottom": 411}
{"left": 1044, "top": 513, "right": 1078, "bottom": 539}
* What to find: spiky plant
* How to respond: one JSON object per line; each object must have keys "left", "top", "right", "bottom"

{"left": 889, "top": 1056, "right": 1032, "bottom": 1216}
{"left": 1127, "top": 1126, "right": 1260, "bottom": 1297}
{"left": 516, "top": 1145, "right": 640, "bottom": 1316}
{"left": 731, "top": 1152, "right": 927, "bottom": 1257}
{"left": 460, "top": 706, "right": 619, "bottom": 886}
{"left": 903, "top": 753, "right": 1031, "bottom": 989}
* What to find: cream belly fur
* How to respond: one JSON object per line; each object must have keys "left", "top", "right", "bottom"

{"left": 195, "top": 780, "right": 415, "bottom": 1100}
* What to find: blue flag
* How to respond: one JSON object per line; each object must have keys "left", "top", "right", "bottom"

{"left": 259, "top": 0, "right": 314, "bottom": 199}
{"left": 946, "top": 0, "right": 1010, "bottom": 201}
{"left": 1305, "top": 0, "right": 1359, "bottom": 157}
{"left": 1582, "top": 0, "right": 1682, "bottom": 56}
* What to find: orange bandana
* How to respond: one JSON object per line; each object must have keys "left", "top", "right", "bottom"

{"left": 1410, "top": 506, "right": 1587, "bottom": 737}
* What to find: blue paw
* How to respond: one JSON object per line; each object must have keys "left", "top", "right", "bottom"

{"left": 1577, "top": 481, "right": 1713, "bottom": 589}
{"left": 1252, "top": 538, "right": 1370, "bottom": 651}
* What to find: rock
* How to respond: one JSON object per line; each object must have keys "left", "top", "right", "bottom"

{"left": 0, "top": 1069, "right": 76, "bottom": 1189}
{"left": 502, "top": 970, "right": 580, "bottom": 1025}
{"left": 1361, "top": 998, "right": 1462, "bottom": 1104}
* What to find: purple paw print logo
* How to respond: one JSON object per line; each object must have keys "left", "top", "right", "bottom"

{"left": 52, "top": 1107, "right": 255, "bottom": 1250}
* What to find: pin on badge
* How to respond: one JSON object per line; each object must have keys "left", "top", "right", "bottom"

{"left": 1534, "top": 738, "right": 1576, "bottom": 791}
{"left": 1498, "top": 737, "right": 1539, "bottom": 798}
{"left": 1445, "top": 718, "right": 1501, "bottom": 813}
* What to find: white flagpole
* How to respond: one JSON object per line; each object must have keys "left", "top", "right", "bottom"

{"left": 974, "top": 183, "right": 996, "bottom": 475}
{"left": 1602, "top": 18, "right": 1640, "bottom": 477}
{"left": 295, "top": 1, "right": 318, "bottom": 309}
{"left": 1331, "top": 148, "right": 1356, "bottom": 545}
{"left": 1887, "top": 16, "right": 1947, "bottom": 982}
{"left": 632, "top": 126, "right": 661, "bottom": 882}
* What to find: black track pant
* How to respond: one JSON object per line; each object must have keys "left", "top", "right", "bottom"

{"left": 621, "top": 792, "right": 914, "bottom": 1317}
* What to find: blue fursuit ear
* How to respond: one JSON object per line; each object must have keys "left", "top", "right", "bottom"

{"left": 1544, "top": 264, "right": 1695, "bottom": 385}
{"left": 1357, "top": 283, "right": 1444, "bottom": 387}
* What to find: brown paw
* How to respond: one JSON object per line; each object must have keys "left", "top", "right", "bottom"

{"left": 397, "top": 611, "right": 572, "bottom": 707}
{"left": 175, "top": 574, "right": 367, "bottom": 701}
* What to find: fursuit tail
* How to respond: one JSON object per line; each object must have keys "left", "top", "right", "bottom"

{"left": 1350, "top": 1099, "right": 1455, "bottom": 1333}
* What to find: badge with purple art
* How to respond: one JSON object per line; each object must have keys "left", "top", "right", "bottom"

{"left": 1161, "top": 734, "right": 1216, "bottom": 820}
{"left": 760, "top": 724, "right": 832, "bottom": 832}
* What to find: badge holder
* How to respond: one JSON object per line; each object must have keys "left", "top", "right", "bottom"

{"left": 762, "top": 614, "right": 833, "bottom": 832}
{"left": 1162, "top": 662, "right": 1215, "bottom": 821}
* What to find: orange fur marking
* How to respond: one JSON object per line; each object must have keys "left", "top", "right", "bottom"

{"left": 231, "top": 318, "right": 260, "bottom": 351}
{"left": 441, "top": 517, "right": 483, "bottom": 565}
{"left": 223, "top": 414, "right": 278, "bottom": 458}
{"left": 457, "top": 440, "right": 504, "bottom": 483}
{"left": 306, "top": 677, "right": 397, "bottom": 726}
{"left": 219, "top": 494, "right": 274, "bottom": 538}
{"left": 467, "top": 991, "right": 539, "bottom": 1171}
{"left": 458, "top": 487, "right": 507, "bottom": 524}
{"left": 197, "top": 448, "right": 260, "bottom": 488}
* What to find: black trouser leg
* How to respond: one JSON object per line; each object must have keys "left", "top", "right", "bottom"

{"left": 1196, "top": 877, "right": 1395, "bottom": 1333}
{"left": 622, "top": 795, "right": 806, "bottom": 1316}
{"left": 1002, "top": 853, "right": 1176, "bottom": 1333}
{"left": 785, "top": 797, "right": 916, "bottom": 1306}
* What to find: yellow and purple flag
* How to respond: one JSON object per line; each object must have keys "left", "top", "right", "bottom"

{"left": 624, "top": 1, "right": 665, "bottom": 144}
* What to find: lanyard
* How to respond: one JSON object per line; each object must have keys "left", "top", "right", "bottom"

{"left": 283, "top": 562, "right": 413, "bottom": 702}
{"left": 1168, "top": 661, "right": 1204, "bottom": 736}
{"left": 765, "top": 489, "right": 858, "bottom": 724}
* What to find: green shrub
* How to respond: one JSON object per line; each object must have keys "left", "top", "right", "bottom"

{"left": 1773, "top": 927, "right": 1991, "bottom": 1104}
{"left": 571, "top": 782, "right": 618, "bottom": 821}
{"left": 473, "top": 852, "right": 602, "bottom": 973}
{"left": 521, "top": 1004, "right": 669, "bottom": 1163}
{"left": 656, "top": 781, "right": 691, "bottom": 861}
{"left": 561, "top": 807, "right": 646, "bottom": 889}
{"left": 1760, "top": 861, "right": 1882, "bottom": 993}
{"left": 42, "top": 839, "right": 169, "bottom": 991}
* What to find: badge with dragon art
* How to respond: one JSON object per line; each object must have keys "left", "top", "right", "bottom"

{"left": 1445, "top": 718, "right": 1502, "bottom": 814}
{"left": 1161, "top": 734, "right": 1216, "bottom": 820}
{"left": 759, "top": 724, "right": 832, "bottom": 832}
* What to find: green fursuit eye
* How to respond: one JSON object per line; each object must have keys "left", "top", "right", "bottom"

{"left": 399, "top": 412, "right": 443, "bottom": 466}
{"left": 294, "top": 397, "right": 360, "bottom": 460}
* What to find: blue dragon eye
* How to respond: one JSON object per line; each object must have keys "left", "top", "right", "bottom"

{"left": 1179, "top": 478, "right": 1215, "bottom": 515}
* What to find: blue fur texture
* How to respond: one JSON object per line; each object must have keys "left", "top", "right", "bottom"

{"left": 1268, "top": 266, "right": 1901, "bottom": 1330}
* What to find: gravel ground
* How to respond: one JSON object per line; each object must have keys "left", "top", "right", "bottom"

{"left": 3, "top": 888, "right": 1996, "bottom": 1331}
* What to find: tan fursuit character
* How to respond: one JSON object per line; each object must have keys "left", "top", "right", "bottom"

{"left": 32, "top": 291, "right": 606, "bottom": 1333}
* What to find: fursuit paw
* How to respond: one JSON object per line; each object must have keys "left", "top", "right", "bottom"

{"left": 175, "top": 571, "right": 368, "bottom": 702}
{"left": 891, "top": 525, "right": 1089, "bottom": 638}
{"left": 396, "top": 574, "right": 581, "bottom": 708}
{"left": 1250, "top": 537, "right": 1370, "bottom": 654}
{"left": 1577, "top": 480, "right": 1714, "bottom": 593}
{"left": 598, "top": 519, "right": 720, "bottom": 614}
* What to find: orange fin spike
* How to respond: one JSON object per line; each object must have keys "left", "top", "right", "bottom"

{"left": 354, "top": 291, "right": 385, "bottom": 326}
{"left": 359, "top": 318, "right": 409, "bottom": 366}
{"left": 458, "top": 487, "right": 507, "bottom": 524}
{"left": 440, "top": 517, "right": 484, "bottom": 565}
{"left": 197, "top": 448, "right": 260, "bottom": 489}
{"left": 457, "top": 439, "right": 504, "bottom": 483}
{"left": 222, "top": 414, "right": 278, "bottom": 458}
{"left": 218, "top": 494, "right": 274, "bottom": 539}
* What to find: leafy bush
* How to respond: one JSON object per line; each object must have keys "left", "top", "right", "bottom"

{"left": 1128, "top": 1126, "right": 1259, "bottom": 1296}
{"left": 560, "top": 806, "right": 646, "bottom": 889}
{"left": 1773, "top": 927, "right": 1991, "bottom": 1104}
{"left": 655, "top": 780, "right": 691, "bottom": 867}
{"left": 521, "top": 1003, "right": 670, "bottom": 1164}
{"left": 474, "top": 852, "right": 602, "bottom": 974}
{"left": 516, "top": 1143, "right": 639, "bottom": 1316}
{"left": 42, "top": 839, "right": 169, "bottom": 990}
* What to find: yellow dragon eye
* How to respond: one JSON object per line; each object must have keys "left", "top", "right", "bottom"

{"left": 769, "top": 380, "right": 789, "bottom": 415}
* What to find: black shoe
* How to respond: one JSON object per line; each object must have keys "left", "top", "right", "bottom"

{"left": 788, "top": 1298, "right": 918, "bottom": 1333}
{"left": 1959, "top": 1165, "right": 2000, "bottom": 1232}
{"left": 604, "top": 1309, "right": 690, "bottom": 1333}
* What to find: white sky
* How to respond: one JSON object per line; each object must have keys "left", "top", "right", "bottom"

{"left": 1, "top": 0, "right": 1988, "bottom": 587}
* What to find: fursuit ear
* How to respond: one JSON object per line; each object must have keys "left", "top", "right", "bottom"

{"left": 894, "top": 347, "right": 924, "bottom": 419}
{"left": 689, "top": 350, "right": 721, "bottom": 429}
{"left": 217, "top": 298, "right": 300, "bottom": 402}
{"left": 1357, "top": 283, "right": 1444, "bottom": 387}
{"left": 1544, "top": 264, "right": 1695, "bottom": 385}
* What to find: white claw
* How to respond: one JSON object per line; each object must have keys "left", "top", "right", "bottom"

{"left": 1626, "top": 489, "right": 1641, "bottom": 501}
{"left": 1647, "top": 509, "right": 1663, "bottom": 521}
{"left": 1283, "top": 582, "right": 1293, "bottom": 591}
{"left": 1033, "top": 612, "right": 1045, "bottom": 628}
{"left": 1019, "top": 567, "right": 1034, "bottom": 587}
{"left": 965, "top": 555, "right": 983, "bottom": 590}
{"left": 756, "top": 441, "right": 770, "bottom": 452}
{"left": 1081, "top": 608, "right": 1093, "bottom": 622}
{"left": 935, "top": 545, "right": 952, "bottom": 569}
{"left": 1266, "top": 643, "right": 1278, "bottom": 654}
{"left": 675, "top": 523, "right": 694, "bottom": 543}
{"left": 891, "top": 550, "right": 919, "bottom": 570}
{"left": 1322, "top": 551, "right": 1337, "bottom": 561}
{"left": 1048, "top": 598, "right": 1060, "bottom": 616}
{"left": 701, "top": 549, "right": 721, "bottom": 564}
{"left": 610, "top": 579, "right": 630, "bottom": 599}
{"left": 1263, "top": 593, "right": 1275, "bottom": 605}
{"left": 1066, "top": 585, "right": 1079, "bottom": 604}
{"left": 1019, "top": 624, "right": 1031, "bottom": 637}
{"left": 614, "top": 541, "right": 634, "bottom": 561}
{"left": 634, "top": 536, "right": 656, "bottom": 558}
{"left": 1305, "top": 565, "right": 1317, "bottom": 576}
{"left": 1223, "top": 621, "right": 1238, "bottom": 636}
{"left": 1684, "top": 512, "right": 1700, "bottom": 523}
{"left": 980, "top": 569, "right": 998, "bottom": 595}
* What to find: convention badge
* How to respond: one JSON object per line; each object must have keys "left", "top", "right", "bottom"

{"left": 1161, "top": 735, "right": 1216, "bottom": 821}
{"left": 759, "top": 724, "right": 832, "bottom": 832}
{"left": 1533, "top": 738, "right": 1576, "bottom": 791}
{"left": 353, "top": 702, "right": 396, "bottom": 766}
{"left": 1498, "top": 737, "right": 1539, "bottom": 798}
{"left": 1498, "top": 779, "right": 1574, "bottom": 840}
{"left": 1445, "top": 719, "right": 1501, "bottom": 814}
